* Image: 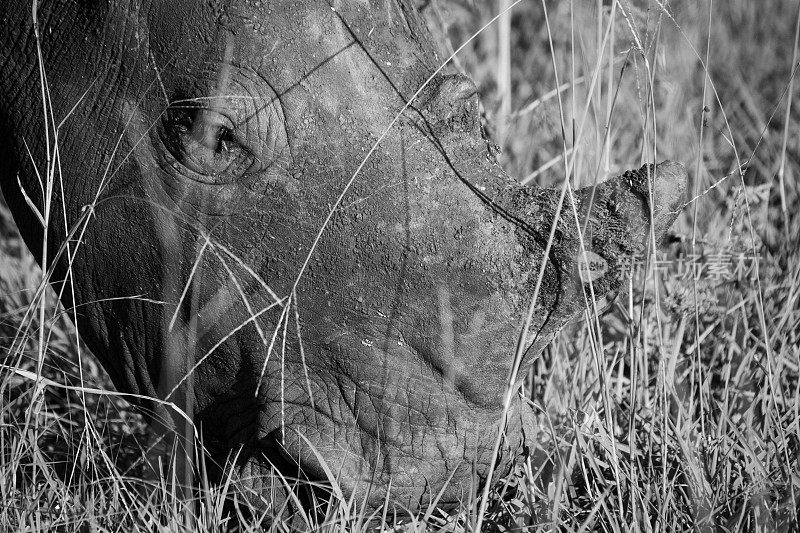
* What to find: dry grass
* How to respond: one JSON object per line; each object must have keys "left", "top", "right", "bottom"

{"left": 2, "top": 0, "right": 800, "bottom": 530}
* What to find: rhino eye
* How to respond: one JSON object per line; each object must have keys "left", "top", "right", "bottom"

{"left": 162, "top": 103, "right": 263, "bottom": 182}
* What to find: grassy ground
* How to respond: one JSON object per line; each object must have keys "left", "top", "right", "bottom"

{"left": 2, "top": 0, "right": 800, "bottom": 530}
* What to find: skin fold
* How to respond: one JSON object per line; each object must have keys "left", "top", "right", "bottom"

{"left": 0, "top": 0, "right": 686, "bottom": 512}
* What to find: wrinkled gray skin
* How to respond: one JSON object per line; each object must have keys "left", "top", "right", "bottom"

{"left": 0, "top": 0, "right": 686, "bottom": 512}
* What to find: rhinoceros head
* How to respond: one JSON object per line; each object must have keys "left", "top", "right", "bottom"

{"left": 0, "top": 0, "right": 686, "bottom": 512}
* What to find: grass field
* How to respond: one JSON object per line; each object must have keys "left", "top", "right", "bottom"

{"left": 2, "top": 0, "right": 799, "bottom": 530}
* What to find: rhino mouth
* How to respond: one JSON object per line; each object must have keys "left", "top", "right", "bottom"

{"left": 232, "top": 324, "right": 527, "bottom": 509}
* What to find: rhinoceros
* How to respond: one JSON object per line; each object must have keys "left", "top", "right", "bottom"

{"left": 0, "top": 0, "right": 686, "bottom": 513}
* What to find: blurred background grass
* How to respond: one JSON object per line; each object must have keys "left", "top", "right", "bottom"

{"left": 2, "top": 0, "right": 800, "bottom": 530}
